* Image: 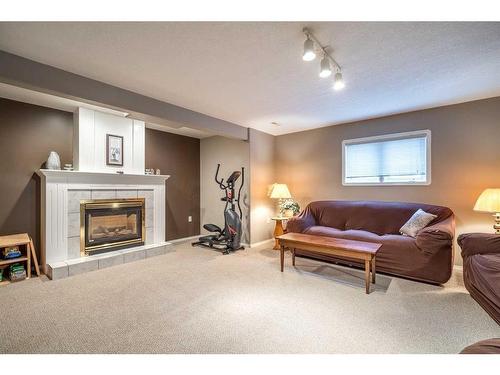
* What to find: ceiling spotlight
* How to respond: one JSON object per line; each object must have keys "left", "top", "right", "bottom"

{"left": 302, "top": 36, "right": 316, "bottom": 61}
{"left": 333, "top": 72, "right": 345, "bottom": 91}
{"left": 319, "top": 56, "right": 332, "bottom": 78}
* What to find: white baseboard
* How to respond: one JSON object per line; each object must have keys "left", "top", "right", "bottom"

{"left": 172, "top": 236, "right": 273, "bottom": 248}
{"left": 453, "top": 264, "right": 463, "bottom": 272}
{"left": 248, "top": 238, "right": 274, "bottom": 248}
{"left": 169, "top": 235, "right": 200, "bottom": 244}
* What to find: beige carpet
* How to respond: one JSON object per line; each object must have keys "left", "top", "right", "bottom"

{"left": 0, "top": 241, "right": 498, "bottom": 354}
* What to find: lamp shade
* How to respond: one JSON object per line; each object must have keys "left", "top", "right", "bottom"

{"left": 269, "top": 184, "right": 292, "bottom": 199}
{"left": 474, "top": 188, "right": 500, "bottom": 213}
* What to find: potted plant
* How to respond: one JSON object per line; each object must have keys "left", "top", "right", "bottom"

{"left": 279, "top": 199, "right": 301, "bottom": 218}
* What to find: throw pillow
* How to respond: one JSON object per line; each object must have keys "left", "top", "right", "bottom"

{"left": 400, "top": 209, "right": 437, "bottom": 238}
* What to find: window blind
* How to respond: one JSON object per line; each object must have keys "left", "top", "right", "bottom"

{"left": 344, "top": 132, "right": 429, "bottom": 184}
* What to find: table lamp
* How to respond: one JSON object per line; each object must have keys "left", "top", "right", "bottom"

{"left": 269, "top": 183, "right": 292, "bottom": 217}
{"left": 473, "top": 188, "right": 500, "bottom": 234}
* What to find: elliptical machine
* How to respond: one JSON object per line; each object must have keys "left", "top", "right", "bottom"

{"left": 192, "top": 164, "right": 245, "bottom": 254}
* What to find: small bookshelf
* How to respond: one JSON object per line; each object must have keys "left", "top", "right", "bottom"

{"left": 0, "top": 233, "right": 41, "bottom": 285}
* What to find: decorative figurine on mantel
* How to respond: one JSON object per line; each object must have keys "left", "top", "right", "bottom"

{"left": 46, "top": 151, "right": 61, "bottom": 170}
{"left": 46, "top": 151, "right": 61, "bottom": 169}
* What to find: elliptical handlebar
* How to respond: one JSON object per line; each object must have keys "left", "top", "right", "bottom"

{"left": 215, "top": 163, "right": 227, "bottom": 189}
{"left": 237, "top": 167, "right": 244, "bottom": 219}
{"left": 214, "top": 164, "right": 244, "bottom": 218}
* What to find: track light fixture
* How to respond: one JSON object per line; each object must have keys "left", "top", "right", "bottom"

{"left": 302, "top": 27, "right": 345, "bottom": 90}
{"left": 333, "top": 72, "right": 345, "bottom": 91}
{"left": 302, "top": 36, "right": 316, "bottom": 61}
{"left": 319, "top": 55, "right": 332, "bottom": 78}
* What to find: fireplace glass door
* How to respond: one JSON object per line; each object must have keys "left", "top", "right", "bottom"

{"left": 81, "top": 199, "right": 145, "bottom": 255}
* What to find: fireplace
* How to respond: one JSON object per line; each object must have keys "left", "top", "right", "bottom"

{"left": 80, "top": 198, "right": 145, "bottom": 256}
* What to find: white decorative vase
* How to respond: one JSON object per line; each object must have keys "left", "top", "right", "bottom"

{"left": 46, "top": 151, "right": 61, "bottom": 170}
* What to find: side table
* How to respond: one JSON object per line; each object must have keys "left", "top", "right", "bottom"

{"left": 271, "top": 216, "right": 290, "bottom": 250}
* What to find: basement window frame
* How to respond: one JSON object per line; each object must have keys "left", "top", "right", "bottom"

{"left": 342, "top": 130, "right": 431, "bottom": 186}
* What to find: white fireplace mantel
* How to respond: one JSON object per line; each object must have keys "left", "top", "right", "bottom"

{"left": 37, "top": 169, "right": 170, "bottom": 185}
{"left": 36, "top": 169, "right": 170, "bottom": 275}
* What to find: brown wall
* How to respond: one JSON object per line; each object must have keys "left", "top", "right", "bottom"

{"left": 275, "top": 96, "right": 500, "bottom": 265}
{"left": 145, "top": 128, "right": 200, "bottom": 240}
{"left": 0, "top": 98, "right": 73, "bottom": 255}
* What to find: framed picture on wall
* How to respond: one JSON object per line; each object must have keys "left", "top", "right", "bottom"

{"left": 106, "top": 134, "right": 124, "bottom": 166}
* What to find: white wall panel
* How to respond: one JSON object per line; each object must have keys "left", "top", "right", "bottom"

{"left": 73, "top": 108, "right": 145, "bottom": 174}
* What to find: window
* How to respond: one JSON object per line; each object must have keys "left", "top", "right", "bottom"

{"left": 342, "top": 130, "right": 431, "bottom": 185}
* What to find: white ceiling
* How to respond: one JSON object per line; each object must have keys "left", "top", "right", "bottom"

{"left": 0, "top": 22, "right": 499, "bottom": 136}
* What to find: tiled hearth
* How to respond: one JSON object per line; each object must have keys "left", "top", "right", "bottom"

{"left": 37, "top": 170, "right": 172, "bottom": 279}
{"left": 47, "top": 242, "right": 173, "bottom": 280}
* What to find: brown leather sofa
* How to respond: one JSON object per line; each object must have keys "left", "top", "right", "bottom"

{"left": 286, "top": 200, "right": 455, "bottom": 284}
{"left": 457, "top": 233, "right": 500, "bottom": 325}
{"left": 460, "top": 338, "right": 500, "bottom": 354}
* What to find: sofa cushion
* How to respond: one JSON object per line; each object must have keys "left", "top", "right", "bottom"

{"left": 307, "top": 200, "right": 452, "bottom": 236}
{"left": 399, "top": 209, "right": 437, "bottom": 238}
{"left": 303, "top": 226, "right": 415, "bottom": 251}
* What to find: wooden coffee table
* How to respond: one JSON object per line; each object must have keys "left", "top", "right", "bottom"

{"left": 277, "top": 233, "right": 382, "bottom": 294}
